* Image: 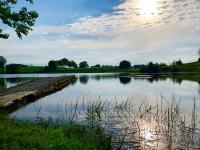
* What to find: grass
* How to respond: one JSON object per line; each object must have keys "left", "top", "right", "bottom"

{"left": 1, "top": 95, "right": 200, "bottom": 149}
{"left": 0, "top": 68, "right": 5, "bottom": 73}
{"left": 58, "top": 97, "right": 200, "bottom": 149}
{"left": 50, "top": 66, "right": 139, "bottom": 73}
{"left": 18, "top": 66, "right": 45, "bottom": 73}
{"left": 2, "top": 61, "right": 200, "bottom": 74}
{"left": 171, "top": 61, "right": 200, "bottom": 73}
{"left": 8, "top": 66, "right": 139, "bottom": 74}
{"left": 0, "top": 115, "right": 112, "bottom": 150}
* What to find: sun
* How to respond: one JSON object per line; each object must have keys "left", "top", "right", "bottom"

{"left": 138, "top": 0, "right": 158, "bottom": 19}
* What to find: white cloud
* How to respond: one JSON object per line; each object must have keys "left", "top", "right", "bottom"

{"left": 0, "top": 0, "right": 200, "bottom": 65}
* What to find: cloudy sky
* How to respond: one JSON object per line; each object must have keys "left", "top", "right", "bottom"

{"left": 0, "top": 0, "right": 200, "bottom": 66}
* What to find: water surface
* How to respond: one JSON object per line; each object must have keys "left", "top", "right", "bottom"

{"left": 1, "top": 73, "right": 198, "bottom": 120}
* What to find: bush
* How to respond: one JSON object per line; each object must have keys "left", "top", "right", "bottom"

{"left": 6, "top": 64, "right": 25, "bottom": 73}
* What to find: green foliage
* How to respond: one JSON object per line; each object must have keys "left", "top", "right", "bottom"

{"left": 0, "top": 56, "right": 6, "bottom": 69}
{"left": 69, "top": 60, "right": 78, "bottom": 68}
{"left": 0, "top": 0, "right": 38, "bottom": 39}
{"left": 139, "top": 61, "right": 200, "bottom": 73}
{"left": 48, "top": 60, "right": 57, "bottom": 70}
{"left": 0, "top": 78, "right": 6, "bottom": 90}
{"left": 91, "top": 64, "right": 101, "bottom": 68}
{"left": 170, "top": 61, "right": 200, "bottom": 73}
{"left": 6, "top": 64, "right": 26, "bottom": 73}
{"left": 172, "top": 59, "right": 183, "bottom": 65}
{"left": 47, "top": 58, "right": 78, "bottom": 71}
{"left": 0, "top": 116, "right": 112, "bottom": 150}
{"left": 50, "top": 66, "right": 122, "bottom": 73}
{"left": 140, "top": 62, "right": 172, "bottom": 73}
{"left": 119, "top": 60, "right": 131, "bottom": 69}
{"left": 18, "top": 66, "right": 44, "bottom": 73}
{"left": 198, "top": 48, "right": 200, "bottom": 62}
{"left": 79, "top": 61, "right": 89, "bottom": 68}
{"left": 0, "top": 68, "right": 6, "bottom": 73}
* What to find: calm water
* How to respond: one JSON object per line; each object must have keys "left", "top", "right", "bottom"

{"left": 0, "top": 73, "right": 199, "bottom": 120}
{"left": 1, "top": 73, "right": 200, "bottom": 149}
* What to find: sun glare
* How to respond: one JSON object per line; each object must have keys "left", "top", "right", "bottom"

{"left": 138, "top": 0, "right": 158, "bottom": 19}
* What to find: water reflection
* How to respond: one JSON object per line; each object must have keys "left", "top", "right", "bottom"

{"left": 199, "top": 84, "right": 200, "bottom": 95}
{"left": 0, "top": 77, "right": 35, "bottom": 91}
{"left": 1, "top": 73, "right": 198, "bottom": 150}
{"left": 119, "top": 76, "right": 132, "bottom": 84}
{"left": 79, "top": 75, "right": 89, "bottom": 84}
{"left": 134, "top": 75, "right": 183, "bottom": 84}
{"left": 0, "top": 78, "right": 6, "bottom": 90}
{"left": 70, "top": 77, "right": 78, "bottom": 85}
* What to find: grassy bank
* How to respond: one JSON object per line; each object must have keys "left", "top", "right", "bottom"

{"left": 4, "top": 66, "right": 139, "bottom": 74}
{"left": 140, "top": 61, "right": 200, "bottom": 73}
{"left": 170, "top": 61, "right": 200, "bottom": 72}
{"left": 0, "top": 115, "right": 111, "bottom": 150}
{"left": 0, "top": 68, "right": 5, "bottom": 73}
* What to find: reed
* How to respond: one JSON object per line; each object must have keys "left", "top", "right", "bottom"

{"left": 47, "top": 96, "right": 200, "bottom": 150}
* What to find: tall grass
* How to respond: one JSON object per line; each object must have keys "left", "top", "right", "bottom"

{"left": 34, "top": 96, "right": 199, "bottom": 150}
{"left": 10, "top": 95, "right": 200, "bottom": 150}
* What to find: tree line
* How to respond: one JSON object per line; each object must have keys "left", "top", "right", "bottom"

{"left": 1, "top": 55, "right": 200, "bottom": 73}
{"left": 47, "top": 58, "right": 89, "bottom": 70}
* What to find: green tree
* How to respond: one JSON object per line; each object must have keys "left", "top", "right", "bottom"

{"left": 140, "top": 62, "right": 161, "bottom": 73}
{"left": 48, "top": 60, "right": 57, "bottom": 70}
{"left": 172, "top": 59, "right": 182, "bottom": 65}
{"left": 198, "top": 48, "right": 200, "bottom": 62}
{"left": 57, "top": 58, "right": 69, "bottom": 66}
{"left": 79, "top": 61, "right": 89, "bottom": 68}
{"left": 0, "top": 56, "right": 6, "bottom": 68}
{"left": 119, "top": 60, "right": 131, "bottom": 69}
{"left": 70, "top": 60, "right": 78, "bottom": 68}
{"left": 0, "top": 0, "right": 38, "bottom": 39}
{"left": 92, "top": 64, "right": 101, "bottom": 68}
{"left": 6, "top": 64, "right": 22, "bottom": 73}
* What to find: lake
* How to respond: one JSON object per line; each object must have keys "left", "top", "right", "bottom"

{"left": 1, "top": 73, "right": 200, "bottom": 149}
{"left": 0, "top": 73, "right": 198, "bottom": 119}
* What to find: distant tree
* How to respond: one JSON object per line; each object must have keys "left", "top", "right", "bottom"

{"left": 0, "top": 0, "right": 38, "bottom": 39}
{"left": 94, "top": 64, "right": 101, "bottom": 67}
{"left": 6, "top": 64, "right": 22, "bottom": 73}
{"left": 140, "top": 62, "right": 161, "bottom": 73}
{"left": 57, "top": 58, "right": 69, "bottom": 66}
{"left": 69, "top": 60, "right": 78, "bottom": 68}
{"left": 79, "top": 61, "right": 89, "bottom": 68}
{"left": 48, "top": 60, "right": 57, "bottom": 70}
{"left": 119, "top": 60, "right": 131, "bottom": 69}
{"left": 134, "top": 64, "right": 146, "bottom": 68}
{"left": 44, "top": 66, "right": 49, "bottom": 72}
{"left": 198, "top": 48, "right": 200, "bottom": 62}
{"left": 172, "top": 59, "right": 182, "bottom": 65}
{"left": 56, "top": 58, "right": 78, "bottom": 68}
{"left": 0, "top": 56, "right": 6, "bottom": 68}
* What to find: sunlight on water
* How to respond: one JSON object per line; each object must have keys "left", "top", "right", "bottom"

{"left": 143, "top": 128, "right": 153, "bottom": 141}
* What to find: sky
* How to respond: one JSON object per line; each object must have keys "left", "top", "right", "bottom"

{"left": 0, "top": 0, "right": 200, "bottom": 66}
